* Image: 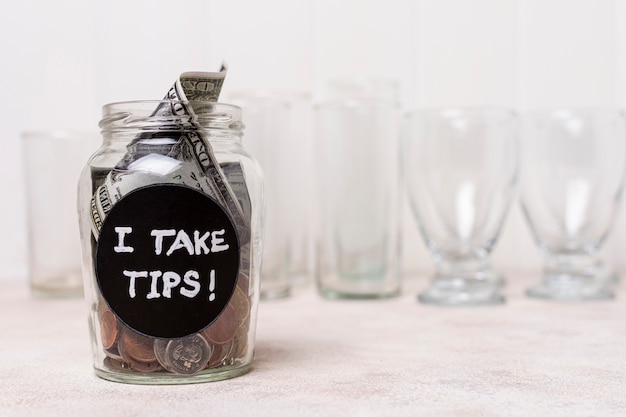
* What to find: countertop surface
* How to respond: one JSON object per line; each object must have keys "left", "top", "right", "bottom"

{"left": 2, "top": 272, "right": 626, "bottom": 417}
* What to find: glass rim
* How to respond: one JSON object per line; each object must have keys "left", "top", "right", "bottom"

{"left": 315, "top": 97, "right": 400, "bottom": 108}
{"left": 519, "top": 106, "right": 626, "bottom": 118}
{"left": 405, "top": 107, "right": 517, "bottom": 119}
{"left": 21, "top": 130, "right": 99, "bottom": 140}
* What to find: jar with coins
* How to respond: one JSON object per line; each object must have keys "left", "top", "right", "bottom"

{"left": 77, "top": 95, "right": 264, "bottom": 384}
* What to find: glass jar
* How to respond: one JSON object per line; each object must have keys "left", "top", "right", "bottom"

{"left": 77, "top": 101, "right": 264, "bottom": 384}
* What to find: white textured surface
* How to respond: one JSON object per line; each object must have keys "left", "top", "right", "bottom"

{"left": 2, "top": 273, "right": 626, "bottom": 416}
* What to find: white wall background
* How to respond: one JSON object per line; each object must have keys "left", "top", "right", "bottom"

{"left": 2, "top": 0, "right": 626, "bottom": 281}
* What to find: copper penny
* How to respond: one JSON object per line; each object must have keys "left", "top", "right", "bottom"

{"left": 206, "top": 339, "right": 235, "bottom": 369}
{"left": 104, "top": 355, "right": 161, "bottom": 374}
{"left": 99, "top": 310, "right": 119, "bottom": 350}
{"left": 125, "top": 357, "right": 162, "bottom": 373}
{"left": 236, "top": 272, "right": 250, "bottom": 294}
{"left": 230, "top": 286, "right": 250, "bottom": 328}
{"left": 96, "top": 297, "right": 109, "bottom": 316}
{"left": 202, "top": 304, "right": 237, "bottom": 344}
{"left": 232, "top": 316, "right": 250, "bottom": 359}
{"left": 118, "top": 327, "right": 157, "bottom": 363}
{"left": 232, "top": 336, "right": 248, "bottom": 360}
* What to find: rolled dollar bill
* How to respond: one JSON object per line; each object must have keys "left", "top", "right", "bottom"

{"left": 90, "top": 65, "right": 250, "bottom": 247}
{"left": 156, "top": 66, "right": 250, "bottom": 241}
{"left": 169, "top": 65, "right": 228, "bottom": 102}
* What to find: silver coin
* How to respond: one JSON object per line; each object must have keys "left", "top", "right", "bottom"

{"left": 104, "top": 346, "right": 123, "bottom": 361}
{"left": 153, "top": 338, "right": 172, "bottom": 371}
{"left": 165, "top": 333, "right": 212, "bottom": 375}
{"left": 103, "top": 356, "right": 129, "bottom": 372}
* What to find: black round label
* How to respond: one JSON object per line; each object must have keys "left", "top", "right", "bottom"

{"left": 96, "top": 184, "right": 240, "bottom": 338}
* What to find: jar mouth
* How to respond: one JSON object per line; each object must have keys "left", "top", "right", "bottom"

{"left": 99, "top": 100, "right": 244, "bottom": 134}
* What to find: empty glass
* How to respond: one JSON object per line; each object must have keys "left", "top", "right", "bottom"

{"left": 228, "top": 91, "right": 314, "bottom": 296}
{"left": 315, "top": 98, "right": 401, "bottom": 299}
{"left": 22, "top": 130, "right": 99, "bottom": 297}
{"left": 404, "top": 109, "right": 518, "bottom": 305}
{"left": 520, "top": 109, "right": 626, "bottom": 301}
{"left": 231, "top": 96, "right": 293, "bottom": 299}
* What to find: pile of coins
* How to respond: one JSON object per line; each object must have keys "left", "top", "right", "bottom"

{"left": 98, "top": 275, "right": 251, "bottom": 375}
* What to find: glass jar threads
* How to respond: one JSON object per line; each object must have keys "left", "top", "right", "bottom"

{"left": 77, "top": 100, "right": 264, "bottom": 384}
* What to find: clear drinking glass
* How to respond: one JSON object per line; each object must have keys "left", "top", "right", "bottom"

{"left": 228, "top": 94, "right": 303, "bottom": 299}
{"left": 520, "top": 108, "right": 626, "bottom": 301}
{"left": 404, "top": 108, "right": 518, "bottom": 305}
{"left": 315, "top": 98, "right": 401, "bottom": 299}
{"left": 22, "top": 130, "right": 99, "bottom": 298}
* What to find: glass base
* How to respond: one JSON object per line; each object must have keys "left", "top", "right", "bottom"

{"left": 528, "top": 254, "right": 616, "bottom": 301}
{"left": 31, "top": 283, "right": 83, "bottom": 299}
{"left": 418, "top": 274, "right": 505, "bottom": 306}
{"left": 318, "top": 287, "right": 400, "bottom": 300}
{"left": 94, "top": 362, "right": 252, "bottom": 385}
{"left": 260, "top": 286, "right": 291, "bottom": 300}
{"left": 317, "top": 272, "right": 401, "bottom": 300}
{"left": 30, "top": 270, "right": 83, "bottom": 298}
{"left": 526, "top": 274, "right": 615, "bottom": 301}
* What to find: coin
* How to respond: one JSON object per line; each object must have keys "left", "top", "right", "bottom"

{"left": 165, "top": 333, "right": 211, "bottom": 375}
{"left": 232, "top": 314, "right": 251, "bottom": 359}
{"left": 236, "top": 272, "right": 250, "bottom": 294}
{"left": 96, "top": 297, "right": 108, "bottom": 316}
{"left": 104, "top": 345, "right": 123, "bottom": 361}
{"left": 99, "top": 309, "right": 119, "bottom": 350}
{"left": 103, "top": 356, "right": 128, "bottom": 372}
{"left": 230, "top": 285, "right": 250, "bottom": 328}
{"left": 153, "top": 338, "right": 171, "bottom": 370}
{"left": 125, "top": 357, "right": 162, "bottom": 373}
{"left": 155, "top": 336, "right": 213, "bottom": 374}
{"left": 206, "top": 339, "right": 235, "bottom": 369}
{"left": 233, "top": 336, "right": 249, "bottom": 360}
{"left": 202, "top": 303, "right": 237, "bottom": 344}
{"left": 104, "top": 354, "right": 161, "bottom": 374}
{"left": 118, "top": 327, "right": 158, "bottom": 363}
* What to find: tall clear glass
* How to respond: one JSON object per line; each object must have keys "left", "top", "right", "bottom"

{"left": 404, "top": 108, "right": 518, "bottom": 305}
{"left": 520, "top": 108, "right": 626, "bottom": 301}
{"left": 22, "top": 130, "right": 98, "bottom": 297}
{"left": 315, "top": 99, "right": 401, "bottom": 299}
{"left": 228, "top": 94, "right": 303, "bottom": 299}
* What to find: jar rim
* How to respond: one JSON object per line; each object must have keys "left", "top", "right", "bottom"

{"left": 102, "top": 100, "right": 242, "bottom": 111}
{"left": 99, "top": 100, "right": 244, "bottom": 133}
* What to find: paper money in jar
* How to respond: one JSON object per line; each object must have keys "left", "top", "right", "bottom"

{"left": 78, "top": 67, "right": 265, "bottom": 384}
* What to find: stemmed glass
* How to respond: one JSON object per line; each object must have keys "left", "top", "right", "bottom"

{"left": 404, "top": 108, "right": 518, "bottom": 305}
{"left": 520, "top": 109, "right": 626, "bottom": 300}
